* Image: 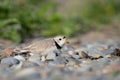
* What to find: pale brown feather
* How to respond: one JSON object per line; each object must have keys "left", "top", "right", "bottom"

{"left": 23, "top": 38, "right": 55, "bottom": 54}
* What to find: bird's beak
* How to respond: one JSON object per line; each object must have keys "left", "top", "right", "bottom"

{"left": 65, "top": 40, "right": 69, "bottom": 44}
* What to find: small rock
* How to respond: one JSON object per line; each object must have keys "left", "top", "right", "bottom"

{"left": 97, "top": 58, "right": 110, "bottom": 66}
{"left": 46, "top": 52, "right": 56, "bottom": 61}
{"left": 1, "top": 57, "right": 22, "bottom": 70}
{"left": 101, "top": 49, "right": 114, "bottom": 56}
{"left": 105, "top": 54, "right": 112, "bottom": 58}
{"left": 65, "top": 57, "right": 80, "bottom": 67}
{"left": 54, "top": 56, "right": 69, "bottom": 64}
{"left": 90, "top": 54, "right": 103, "bottom": 60}
{"left": 87, "top": 47, "right": 103, "bottom": 55}
{"left": 14, "top": 55, "right": 26, "bottom": 61}
{"left": 75, "top": 50, "right": 89, "bottom": 59}
{"left": 11, "top": 61, "right": 23, "bottom": 70}
{"left": 68, "top": 50, "right": 74, "bottom": 55}
{"left": 112, "top": 48, "right": 120, "bottom": 56}
{"left": 1, "top": 57, "right": 20, "bottom": 67}
{"left": 22, "top": 61, "right": 39, "bottom": 68}
{"left": 71, "top": 54, "right": 80, "bottom": 59}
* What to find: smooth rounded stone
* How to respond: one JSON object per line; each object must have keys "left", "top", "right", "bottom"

{"left": 71, "top": 54, "right": 80, "bottom": 59}
{"left": 53, "top": 56, "right": 69, "bottom": 64}
{"left": 1, "top": 57, "right": 20, "bottom": 67}
{"left": 112, "top": 48, "right": 120, "bottom": 56}
{"left": 75, "top": 50, "right": 89, "bottom": 59}
{"left": 105, "top": 54, "right": 112, "bottom": 58}
{"left": 14, "top": 55, "right": 26, "bottom": 61}
{"left": 11, "top": 61, "right": 23, "bottom": 70}
{"left": 1, "top": 57, "right": 23, "bottom": 70}
{"left": 87, "top": 48, "right": 103, "bottom": 55}
{"left": 46, "top": 52, "right": 56, "bottom": 61}
{"left": 15, "top": 68, "right": 41, "bottom": 79}
{"left": 67, "top": 50, "right": 75, "bottom": 55}
{"left": 97, "top": 58, "right": 110, "bottom": 66}
{"left": 90, "top": 54, "right": 103, "bottom": 60}
{"left": 101, "top": 49, "right": 114, "bottom": 56}
{"left": 22, "top": 61, "right": 39, "bottom": 68}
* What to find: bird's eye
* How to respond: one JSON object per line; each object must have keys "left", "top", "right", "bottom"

{"left": 59, "top": 38, "right": 62, "bottom": 40}
{"left": 63, "top": 36, "right": 66, "bottom": 39}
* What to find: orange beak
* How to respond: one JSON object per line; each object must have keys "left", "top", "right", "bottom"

{"left": 65, "top": 40, "right": 69, "bottom": 44}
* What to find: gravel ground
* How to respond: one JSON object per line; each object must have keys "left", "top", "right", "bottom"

{"left": 0, "top": 36, "right": 120, "bottom": 80}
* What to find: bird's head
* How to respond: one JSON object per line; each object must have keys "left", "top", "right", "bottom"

{"left": 53, "top": 35, "right": 69, "bottom": 49}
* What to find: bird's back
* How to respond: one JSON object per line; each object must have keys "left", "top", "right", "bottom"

{"left": 23, "top": 38, "right": 55, "bottom": 54}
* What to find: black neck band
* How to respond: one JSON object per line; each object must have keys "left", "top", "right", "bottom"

{"left": 54, "top": 41, "right": 62, "bottom": 49}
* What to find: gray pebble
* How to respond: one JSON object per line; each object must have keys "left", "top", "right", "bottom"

{"left": 1, "top": 57, "right": 20, "bottom": 67}
{"left": 101, "top": 49, "right": 114, "bottom": 56}
{"left": 22, "top": 62, "right": 39, "bottom": 68}
{"left": 46, "top": 52, "right": 56, "bottom": 61}
{"left": 14, "top": 55, "right": 26, "bottom": 61}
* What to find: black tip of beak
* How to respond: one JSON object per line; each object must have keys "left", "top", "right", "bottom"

{"left": 63, "top": 36, "right": 66, "bottom": 39}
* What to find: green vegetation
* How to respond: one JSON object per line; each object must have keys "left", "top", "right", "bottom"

{"left": 0, "top": 0, "right": 120, "bottom": 42}
{"left": 80, "top": 0, "right": 120, "bottom": 24}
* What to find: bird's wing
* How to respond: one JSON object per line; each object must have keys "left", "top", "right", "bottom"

{"left": 23, "top": 38, "right": 55, "bottom": 54}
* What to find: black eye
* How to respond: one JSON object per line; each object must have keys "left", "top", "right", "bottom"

{"left": 75, "top": 52, "right": 79, "bottom": 55}
{"left": 59, "top": 38, "right": 62, "bottom": 40}
{"left": 63, "top": 36, "right": 66, "bottom": 39}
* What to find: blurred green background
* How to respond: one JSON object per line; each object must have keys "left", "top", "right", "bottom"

{"left": 0, "top": 0, "right": 120, "bottom": 42}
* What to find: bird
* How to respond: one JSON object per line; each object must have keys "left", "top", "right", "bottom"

{"left": 13, "top": 35, "right": 69, "bottom": 61}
